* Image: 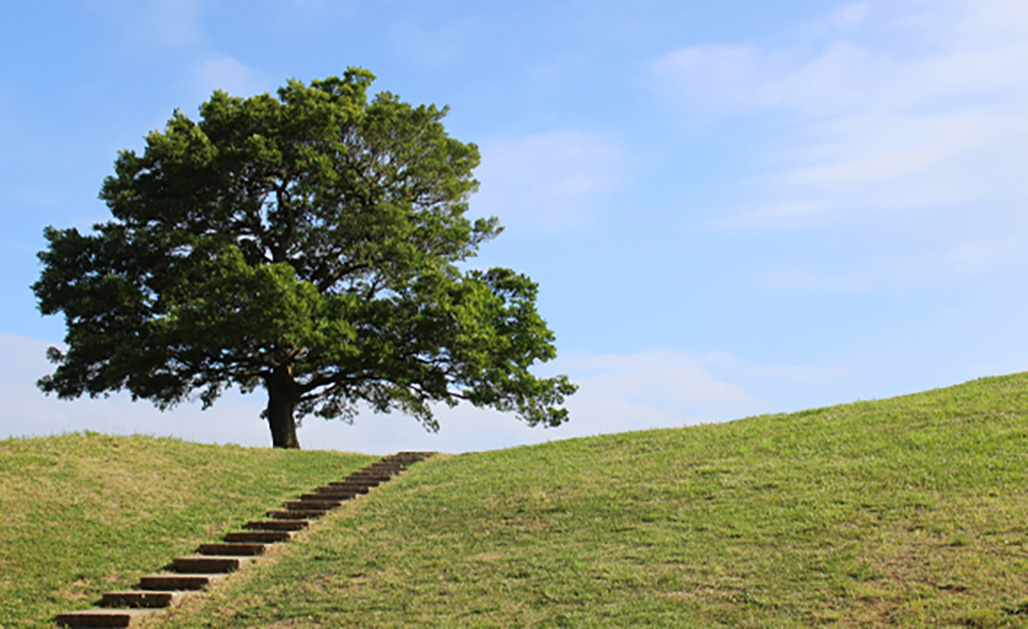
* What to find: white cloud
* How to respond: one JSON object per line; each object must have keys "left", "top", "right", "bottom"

{"left": 549, "top": 348, "right": 844, "bottom": 428}
{"left": 904, "top": 0, "right": 1028, "bottom": 49}
{"left": 473, "top": 130, "right": 623, "bottom": 232}
{"left": 556, "top": 349, "right": 764, "bottom": 418}
{"left": 654, "top": 0, "right": 1028, "bottom": 290}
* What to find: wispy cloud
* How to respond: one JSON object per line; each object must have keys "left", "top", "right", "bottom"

{"left": 555, "top": 349, "right": 843, "bottom": 422}
{"left": 557, "top": 349, "right": 765, "bottom": 419}
{"left": 653, "top": 0, "right": 1028, "bottom": 290}
{"left": 474, "top": 130, "right": 623, "bottom": 232}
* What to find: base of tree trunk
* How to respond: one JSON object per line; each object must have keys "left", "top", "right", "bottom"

{"left": 266, "top": 367, "right": 301, "bottom": 449}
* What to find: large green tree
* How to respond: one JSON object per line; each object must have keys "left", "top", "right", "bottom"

{"left": 33, "top": 69, "right": 575, "bottom": 448}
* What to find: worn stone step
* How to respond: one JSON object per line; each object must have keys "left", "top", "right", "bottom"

{"left": 171, "top": 555, "right": 253, "bottom": 573}
{"left": 320, "top": 483, "right": 374, "bottom": 493}
{"left": 325, "top": 480, "right": 377, "bottom": 489}
{"left": 138, "top": 573, "right": 225, "bottom": 591}
{"left": 305, "top": 493, "right": 361, "bottom": 502}
{"left": 301, "top": 491, "right": 360, "bottom": 501}
{"left": 385, "top": 455, "right": 427, "bottom": 463}
{"left": 322, "top": 485, "right": 375, "bottom": 494}
{"left": 266, "top": 509, "right": 325, "bottom": 520}
{"left": 347, "top": 473, "right": 395, "bottom": 481}
{"left": 345, "top": 477, "right": 393, "bottom": 485}
{"left": 100, "top": 590, "right": 182, "bottom": 608}
{"left": 198, "top": 542, "right": 267, "bottom": 556}
{"left": 56, "top": 608, "right": 156, "bottom": 627}
{"left": 284, "top": 499, "right": 341, "bottom": 511}
{"left": 224, "top": 530, "right": 293, "bottom": 543}
{"left": 245, "top": 519, "right": 310, "bottom": 530}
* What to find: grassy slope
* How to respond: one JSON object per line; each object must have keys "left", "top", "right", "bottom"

{"left": 0, "top": 433, "right": 375, "bottom": 628}
{"left": 151, "top": 373, "right": 1028, "bottom": 628}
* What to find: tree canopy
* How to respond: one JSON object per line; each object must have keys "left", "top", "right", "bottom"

{"left": 33, "top": 68, "right": 576, "bottom": 448}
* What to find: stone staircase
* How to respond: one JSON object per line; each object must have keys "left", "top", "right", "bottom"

{"left": 55, "top": 451, "right": 434, "bottom": 628}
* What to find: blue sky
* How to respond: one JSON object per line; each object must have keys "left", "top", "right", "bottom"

{"left": 4, "top": 0, "right": 1028, "bottom": 453}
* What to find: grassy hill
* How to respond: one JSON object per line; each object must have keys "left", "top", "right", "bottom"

{"left": 152, "top": 373, "right": 1028, "bottom": 627}
{"left": 0, "top": 433, "right": 374, "bottom": 628}
{"left": 6, "top": 373, "right": 1028, "bottom": 627}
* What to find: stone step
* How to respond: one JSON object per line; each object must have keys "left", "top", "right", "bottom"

{"left": 100, "top": 591, "right": 182, "bottom": 608}
{"left": 325, "top": 480, "right": 377, "bottom": 489}
{"left": 318, "top": 484, "right": 372, "bottom": 494}
{"left": 283, "top": 499, "right": 341, "bottom": 511}
{"left": 266, "top": 509, "right": 325, "bottom": 520}
{"left": 138, "top": 573, "right": 225, "bottom": 591}
{"left": 198, "top": 542, "right": 267, "bottom": 556}
{"left": 300, "top": 491, "right": 360, "bottom": 501}
{"left": 346, "top": 474, "right": 395, "bottom": 482}
{"left": 55, "top": 608, "right": 156, "bottom": 627}
{"left": 171, "top": 555, "right": 253, "bottom": 573}
{"left": 244, "top": 519, "right": 310, "bottom": 530}
{"left": 224, "top": 530, "right": 293, "bottom": 543}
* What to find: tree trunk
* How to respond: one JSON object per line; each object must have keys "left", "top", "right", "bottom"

{"left": 265, "top": 365, "right": 301, "bottom": 449}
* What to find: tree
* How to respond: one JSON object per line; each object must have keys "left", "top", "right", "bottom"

{"left": 33, "top": 68, "right": 576, "bottom": 449}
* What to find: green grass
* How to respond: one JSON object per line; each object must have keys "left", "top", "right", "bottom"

{"left": 0, "top": 432, "right": 374, "bottom": 628}
{"left": 149, "top": 373, "right": 1028, "bottom": 627}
